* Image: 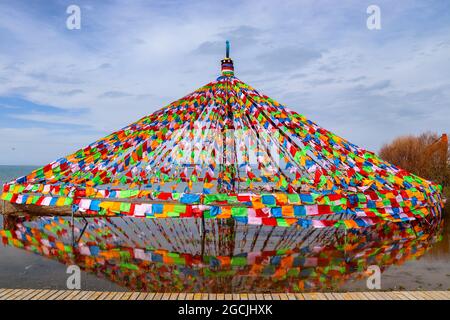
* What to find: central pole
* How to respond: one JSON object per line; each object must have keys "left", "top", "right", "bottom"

{"left": 219, "top": 41, "right": 237, "bottom": 193}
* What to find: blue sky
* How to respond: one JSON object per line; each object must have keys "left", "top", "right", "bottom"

{"left": 0, "top": 0, "right": 449, "bottom": 165}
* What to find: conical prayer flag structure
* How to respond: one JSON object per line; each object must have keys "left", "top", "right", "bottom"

{"left": 1, "top": 42, "right": 444, "bottom": 228}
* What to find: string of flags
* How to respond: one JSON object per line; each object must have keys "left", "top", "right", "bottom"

{"left": 1, "top": 43, "right": 444, "bottom": 228}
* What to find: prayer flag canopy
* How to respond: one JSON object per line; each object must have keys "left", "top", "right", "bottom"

{"left": 1, "top": 42, "right": 444, "bottom": 228}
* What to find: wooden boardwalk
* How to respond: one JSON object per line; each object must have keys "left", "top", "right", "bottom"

{"left": 0, "top": 289, "right": 449, "bottom": 300}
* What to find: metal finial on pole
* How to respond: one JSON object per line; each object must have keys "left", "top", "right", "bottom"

{"left": 221, "top": 41, "right": 234, "bottom": 76}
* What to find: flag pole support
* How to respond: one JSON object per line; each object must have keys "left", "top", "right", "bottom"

{"left": 200, "top": 212, "right": 207, "bottom": 260}
{"left": 71, "top": 202, "right": 89, "bottom": 247}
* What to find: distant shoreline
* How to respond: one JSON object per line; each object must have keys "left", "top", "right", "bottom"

{"left": 0, "top": 165, "right": 41, "bottom": 167}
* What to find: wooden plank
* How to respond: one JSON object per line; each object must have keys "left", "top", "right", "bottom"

{"left": 305, "top": 292, "right": 326, "bottom": 300}
{"left": 144, "top": 293, "right": 156, "bottom": 300}
{"left": 382, "top": 291, "right": 401, "bottom": 300}
{"left": 425, "top": 291, "right": 439, "bottom": 300}
{"left": 14, "top": 289, "right": 36, "bottom": 300}
{"left": 278, "top": 293, "right": 289, "bottom": 300}
{"left": 85, "top": 291, "right": 96, "bottom": 300}
{"left": 378, "top": 291, "right": 391, "bottom": 300}
{"left": 169, "top": 293, "right": 179, "bottom": 300}
{"left": 40, "top": 290, "right": 59, "bottom": 300}
{"left": 323, "top": 293, "right": 335, "bottom": 300}
{"left": 110, "top": 292, "right": 125, "bottom": 300}
{"left": 286, "top": 293, "right": 297, "bottom": 300}
{"left": 27, "top": 289, "right": 44, "bottom": 300}
{"left": 240, "top": 294, "right": 249, "bottom": 300}
{"left": 331, "top": 293, "right": 345, "bottom": 300}
{"left": 72, "top": 290, "right": 91, "bottom": 300}
{"left": 16, "top": 289, "right": 37, "bottom": 300}
{"left": 0, "top": 288, "right": 11, "bottom": 294}
{"left": 255, "top": 294, "right": 264, "bottom": 300}
{"left": 93, "top": 291, "right": 110, "bottom": 300}
{"left": 80, "top": 291, "right": 96, "bottom": 300}
{"left": 88, "top": 291, "right": 106, "bottom": 300}
{"left": 364, "top": 291, "right": 382, "bottom": 300}
{"left": 13, "top": 289, "right": 35, "bottom": 300}
{"left": 391, "top": 291, "right": 410, "bottom": 300}
{"left": 416, "top": 291, "right": 433, "bottom": 300}
{"left": 315, "top": 293, "right": 328, "bottom": 300}
{"left": 117, "top": 292, "right": 128, "bottom": 300}
{"left": 72, "top": 291, "right": 90, "bottom": 300}
{"left": 193, "top": 293, "right": 202, "bottom": 300}
{"left": 344, "top": 292, "right": 357, "bottom": 300}
{"left": 379, "top": 291, "right": 394, "bottom": 300}
{"left": 76, "top": 291, "right": 91, "bottom": 300}
{"left": 302, "top": 293, "right": 313, "bottom": 300}
{"left": 294, "top": 293, "right": 305, "bottom": 300}
{"left": 8, "top": 289, "right": 32, "bottom": 300}
{"left": 412, "top": 291, "right": 431, "bottom": 300}
{"left": 422, "top": 291, "right": 442, "bottom": 300}
{"left": 50, "top": 290, "right": 67, "bottom": 299}
{"left": 128, "top": 292, "right": 141, "bottom": 300}
{"left": 31, "top": 289, "right": 51, "bottom": 300}
{"left": 46, "top": 290, "right": 67, "bottom": 300}
{"left": 64, "top": 290, "right": 82, "bottom": 300}
{"left": 11, "top": 290, "right": 28, "bottom": 300}
{"left": 356, "top": 292, "right": 369, "bottom": 300}
{"left": 344, "top": 292, "right": 359, "bottom": 300}
{"left": 438, "top": 291, "right": 450, "bottom": 299}
{"left": 356, "top": 292, "right": 368, "bottom": 300}
{"left": 354, "top": 291, "right": 370, "bottom": 301}
{"left": 1, "top": 289, "right": 448, "bottom": 301}
{"left": 209, "top": 293, "right": 217, "bottom": 300}
{"left": 4, "top": 289, "right": 22, "bottom": 300}
{"left": 4, "top": 289, "right": 24, "bottom": 300}
{"left": 430, "top": 291, "right": 446, "bottom": 300}
{"left": 185, "top": 293, "right": 194, "bottom": 300}
{"left": 279, "top": 293, "right": 289, "bottom": 300}
{"left": 401, "top": 291, "right": 419, "bottom": 300}
{"left": 0, "top": 289, "right": 10, "bottom": 298}
{"left": 90, "top": 291, "right": 103, "bottom": 300}
{"left": 104, "top": 292, "right": 118, "bottom": 300}
{"left": 414, "top": 291, "right": 434, "bottom": 300}
{"left": 121, "top": 292, "right": 134, "bottom": 300}
{"left": 162, "top": 292, "right": 172, "bottom": 300}
{"left": 375, "top": 292, "right": 389, "bottom": 300}
{"left": 102, "top": 291, "right": 116, "bottom": 300}
{"left": 370, "top": 291, "right": 389, "bottom": 300}
{"left": 10, "top": 289, "right": 26, "bottom": 300}
{"left": 137, "top": 292, "right": 150, "bottom": 300}
{"left": 417, "top": 291, "right": 450, "bottom": 300}
{"left": 1, "top": 289, "right": 18, "bottom": 299}
{"left": 345, "top": 292, "right": 361, "bottom": 300}
{"left": 111, "top": 292, "right": 125, "bottom": 300}
{"left": 48, "top": 290, "right": 68, "bottom": 300}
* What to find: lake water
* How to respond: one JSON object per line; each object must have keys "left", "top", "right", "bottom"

{"left": 1, "top": 165, "right": 449, "bottom": 292}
